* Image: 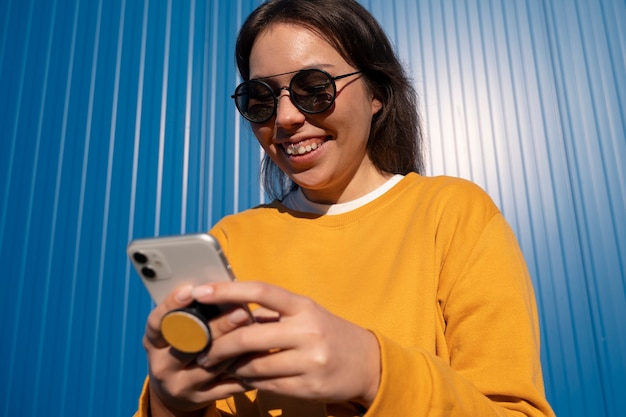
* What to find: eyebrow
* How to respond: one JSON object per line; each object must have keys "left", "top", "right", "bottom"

{"left": 250, "top": 64, "right": 334, "bottom": 81}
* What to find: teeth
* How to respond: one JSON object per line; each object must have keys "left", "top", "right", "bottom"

{"left": 287, "top": 142, "right": 319, "bottom": 155}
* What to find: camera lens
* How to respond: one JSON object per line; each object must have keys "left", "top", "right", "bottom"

{"left": 141, "top": 266, "right": 157, "bottom": 279}
{"left": 133, "top": 252, "right": 148, "bottom": 264}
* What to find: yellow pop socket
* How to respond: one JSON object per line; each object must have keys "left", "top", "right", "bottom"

{"left": 161, "top": 309, "right": 212, "bottom": 354}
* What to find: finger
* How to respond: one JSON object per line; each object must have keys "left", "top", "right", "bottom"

{"left": 144, "top": 285, "right": 195, "bottom": 349}
{"left": 208, "top": 320, "right": 305, "bottom": 364}
{"left": 149, "top": 360, "right": 244, "bottom": 404}
{"left": 190, "top": 306, "right": 255, "bottom": 369}
{"left": 192, "top": 281, "right": 307, "bottom": 316}
{"left": 234, "top": 374, "right": 318, "bottom": 403}
{"left": 228, "top": 348, "right": 301, "bottom": 380}
{"left": 250, "top": 306, "right": 281, "bottom": 323}
{"left": 210, "top": 306, "right": 255, "bottom": 339}
{"left": 222, "top": 351, "right": 314, "bottom": 401}
{"left": 194, "top": 376, "right": 251, "bottom": 401}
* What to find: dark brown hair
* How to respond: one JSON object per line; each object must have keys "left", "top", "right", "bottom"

{"left": 235, "top": 0, "right": 425, "bottom": 200}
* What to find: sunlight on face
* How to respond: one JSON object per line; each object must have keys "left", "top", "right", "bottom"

{"left": 248, "top": 23, "right": 385, "bottom": 204}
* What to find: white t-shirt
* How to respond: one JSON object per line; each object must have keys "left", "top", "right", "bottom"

{"left": 281, "top": 174, "right": 405, "bottom": 215}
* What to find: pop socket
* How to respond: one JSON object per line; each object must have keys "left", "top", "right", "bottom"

{"left": 161, "top": 302, "right": 221, "bottom": 354}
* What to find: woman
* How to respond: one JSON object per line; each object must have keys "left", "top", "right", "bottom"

{"left": 136, "top": 0, "right": 556, "bottom": 416}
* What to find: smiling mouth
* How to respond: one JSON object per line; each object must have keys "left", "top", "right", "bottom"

{"left": 286, "top": 142, "right": 320, "bottom": 155}
{"left": 284, "top": 137, "right": 329, "bottom": 156}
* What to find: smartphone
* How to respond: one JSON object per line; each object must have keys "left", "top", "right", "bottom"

{"left": 127, "top": 233, "right": 250, "bottom": 353}
{"left": 127, "top": 233, "right": 236, "bottom": 305}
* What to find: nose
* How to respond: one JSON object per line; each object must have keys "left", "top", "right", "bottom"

{"left": 275, "top": 89, "right": 305, "bottom": 128}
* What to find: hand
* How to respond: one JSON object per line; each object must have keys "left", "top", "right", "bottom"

{"left": 143, "top": 285, "right": 253, "bottom": 415}
{"left": 191, "top": 281, "right": 382, "bottom": 407}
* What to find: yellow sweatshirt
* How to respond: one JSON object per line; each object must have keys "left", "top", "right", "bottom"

{"left": 136, "top": 173, "right": 555, "bottom": 416}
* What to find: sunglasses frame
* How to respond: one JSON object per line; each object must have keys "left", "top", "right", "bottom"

{"left": 231, "top": 68, "right": 362, "bottom": 123}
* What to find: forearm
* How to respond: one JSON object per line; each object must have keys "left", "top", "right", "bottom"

{"left": 366, "top": 332, "right": 554, "bottom": 417}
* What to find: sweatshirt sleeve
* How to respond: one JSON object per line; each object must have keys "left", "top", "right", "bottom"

{"left": 365, "top": 213, "right": 555, "bottom": 417}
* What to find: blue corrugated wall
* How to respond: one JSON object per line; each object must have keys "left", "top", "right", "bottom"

{"left": 0, "top": 0, "right": 624, "bottom": 416}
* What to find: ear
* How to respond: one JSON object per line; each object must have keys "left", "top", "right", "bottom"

{"left": 371, "top": 97, "right": 383, "bottom": 115}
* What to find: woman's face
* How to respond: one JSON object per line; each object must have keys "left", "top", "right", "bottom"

{"left": 248, "top": 23, "right": 385, "bottom": 204}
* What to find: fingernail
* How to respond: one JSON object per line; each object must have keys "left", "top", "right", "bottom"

{"left": 191, "top": 285, "right": 214, "bottom": 299}
{"left": 228, "top": 308, "right": 250, "bottom": 325}
{"left": 175, "top": 285, "right": 194, "bottom": 302}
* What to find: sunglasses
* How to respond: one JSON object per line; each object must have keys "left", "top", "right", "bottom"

{"left": 231, "top": 68, "right": 362, "bottom": 123}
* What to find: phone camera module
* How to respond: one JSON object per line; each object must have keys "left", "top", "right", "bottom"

{"left": 130, "top": 248, "right": 172, "bottom": 280}
{"left": 133, "top": 252, "right": 148, "bottom": 264}
{"left": 141, "top": 266, "right": 157, "bottom": 279}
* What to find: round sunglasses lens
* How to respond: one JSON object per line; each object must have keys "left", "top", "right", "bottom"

{"left": 291, "top": 70, "right": 335, "bottom": 113}
{"left": 235, "top": 81, "right": 275, "bottom": 122}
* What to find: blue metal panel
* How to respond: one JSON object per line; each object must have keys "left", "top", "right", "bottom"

{"left": 371, "top": 1, "right": 625, "bottom": 416}
{"left": 0, "top": 0, "right": 262, "bottom": 415}
{"left": 368, "top": 2, "right": 625, "bottom": 416}
{"left": 0, "top": 0, "right": 624, "bottom": 416}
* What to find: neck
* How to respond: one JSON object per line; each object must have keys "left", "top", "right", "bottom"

{"left": 301, "top": 169, "right": 393, "bottom": 204}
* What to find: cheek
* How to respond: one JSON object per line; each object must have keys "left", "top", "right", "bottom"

{"left": 251, "top": 125, "right": 274, "bottom": 149}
